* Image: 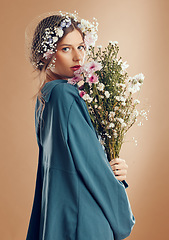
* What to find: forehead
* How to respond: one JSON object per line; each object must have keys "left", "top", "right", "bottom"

{"left": 58, "top": 29, "right": 84, "bottom": 46}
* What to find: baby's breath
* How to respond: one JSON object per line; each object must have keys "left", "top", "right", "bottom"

{"left": 69, "top": 42, "right": 149, "bottom": 161}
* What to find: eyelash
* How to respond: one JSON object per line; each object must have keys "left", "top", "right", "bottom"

{"left": 62, "top": 47, "right": 70, "bottom": 52}
{"left": 78, "top": 45, "right": 86, "bottom": 50}
{"left": 62, "top": 45, "right": 85, "bottom": 52}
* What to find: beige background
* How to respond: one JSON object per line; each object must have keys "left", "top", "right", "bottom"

{"left": 0, "top": 0, "right": 169, "bottom": 239}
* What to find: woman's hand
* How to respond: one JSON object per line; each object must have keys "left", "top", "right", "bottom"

{"left": 109, "top": 158, "right": 128, "bottom": 181}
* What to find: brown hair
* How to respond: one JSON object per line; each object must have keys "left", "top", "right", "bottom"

{"left": 30, "top": 15, "right": 84, "bottom": 112}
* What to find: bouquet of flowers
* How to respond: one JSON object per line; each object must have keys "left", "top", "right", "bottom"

{"left": 68, "top": 41, "right": 148, "bottom": 162}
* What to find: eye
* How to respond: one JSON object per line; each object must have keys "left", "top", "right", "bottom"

{"left": 78, "top": 45, "right": 85, "bottom": 51}
{"left": 62, "top": 47, "right": 70, "bottom": 52}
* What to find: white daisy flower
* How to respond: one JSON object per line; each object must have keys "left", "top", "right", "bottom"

{"left": 105, "top": 91, "right": 110, "bottom": 98}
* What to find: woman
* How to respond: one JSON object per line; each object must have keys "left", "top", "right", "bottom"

{"left": 25, "top": 11, "right": 135, "bottom": 240}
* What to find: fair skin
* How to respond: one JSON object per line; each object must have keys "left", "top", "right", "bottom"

{"left": 45, "top": 29, "right": 128, "bottom": 181}
{"left": 46, "top": 29, "right": 86, "bottom": 81}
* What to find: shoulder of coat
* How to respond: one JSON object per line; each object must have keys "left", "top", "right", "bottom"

{"left": 50, "top": 82, "right": 80, "bottom": 103}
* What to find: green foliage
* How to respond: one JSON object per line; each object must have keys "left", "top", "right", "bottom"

{"left": 78, "top": 42, "right": 144, "bottom": 161}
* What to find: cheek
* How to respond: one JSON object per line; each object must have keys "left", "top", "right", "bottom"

{"left": 54, "top": 54, "right": 66, "bottom": 68}
{"left": 55, "top": 52, "right": 71, "bottom": 66}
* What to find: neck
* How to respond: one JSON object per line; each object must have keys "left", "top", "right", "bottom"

{"left": 45, "top": 69, "right": 68, "bottom": 82}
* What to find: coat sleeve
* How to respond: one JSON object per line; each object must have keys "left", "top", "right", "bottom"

{"left": 67, "top": 96, "right": 135, "bottom": 240}
{"left": 26, "top": 146, "right": 42, "bottom": 240}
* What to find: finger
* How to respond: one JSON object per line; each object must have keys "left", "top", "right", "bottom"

{"left": 116, "top": 162, "right": 128, "bottom": 170}
{"left": 110, "top": 164, "right": 126, "bottom": 171}
{"left": 113, "top": 169, "right": 127, "bottom": 176}
{"left": 110, "top": 161, "right": 128, "bottom": 170}
{"left": 115, "top": 175, "right": 127, "bottom": 181}
{"left": 110, "top": 158, "right": 125, "bottom": 165}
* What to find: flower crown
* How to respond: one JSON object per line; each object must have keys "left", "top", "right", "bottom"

{"left": 31, "top": 11, "right": 98, "bottom": 70}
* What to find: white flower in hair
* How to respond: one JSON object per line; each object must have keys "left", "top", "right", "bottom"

{"left": 43, "top": 49, "right": 55, "bottom": 59}
{"left": 53, "top": 37, "right": 59, "bottom": 43}
{"left": 80, "top": 19, "right": 91, "bottom": 30}
{"left": 28, "top": 10, "right": 99, "bottom": 69}
{"left": 54, "top": 27, "right": 64, "bottom": 37}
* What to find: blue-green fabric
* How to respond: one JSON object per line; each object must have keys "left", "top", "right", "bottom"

{"left": 26, "top": 79, "right": 135, "bottom": 240}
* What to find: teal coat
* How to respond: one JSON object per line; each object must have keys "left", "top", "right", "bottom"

{"left": 26, "top": 79, "right": 135, "bottom": 240}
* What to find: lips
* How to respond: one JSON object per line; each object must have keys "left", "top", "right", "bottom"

{"left": 71, "top": 65, "right": 81, "bottom": 71}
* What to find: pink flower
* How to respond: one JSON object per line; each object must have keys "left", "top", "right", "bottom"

{"left": 67, "top": 75, "right": 84, "bottom": 85}
{"left": 86, "top": 74, "right": 99, "bottom": 84}
{"left": 79, "top": 90, "right": 86, "bottom": 97}
{"left": 73, "top": 67, "right": 83, "bottom": 76}
{"left": 84, "top": 32, "right": 97, "bottom": 48}
{"left": 87, "top": 61, "right": 102, "bottom": 73}
{"left": 74, "top": 61, "right": 102, "bottom": 78}
{"left": 80, "top": 62, "right": 102, "bottom": 76}
{"left": 43, "top": 49, "right": 55, "bottom": 59}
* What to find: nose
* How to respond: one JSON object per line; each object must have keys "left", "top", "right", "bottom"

{"left": 72, "top": 49, "right": 84, "bottom": 64}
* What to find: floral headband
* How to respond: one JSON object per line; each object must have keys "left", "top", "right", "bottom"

{"left": 25, "top": 11, "right": 99, "bottom": 70}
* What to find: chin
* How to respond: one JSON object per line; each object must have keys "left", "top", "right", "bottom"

{"left": 67, "top": 74, "right": 74, "bottom": 79}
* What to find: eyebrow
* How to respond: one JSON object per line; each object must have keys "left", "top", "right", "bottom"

{"left": 59, "top": 42, "right": 85, "bottom": 47}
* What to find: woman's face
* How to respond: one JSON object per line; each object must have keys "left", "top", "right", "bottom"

{"left": 49, "top": 29, "right": 86, "bottom": 79}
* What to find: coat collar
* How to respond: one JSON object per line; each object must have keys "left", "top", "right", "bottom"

{"left": 41, "top": 79, "right": 76, "bottom": 102}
